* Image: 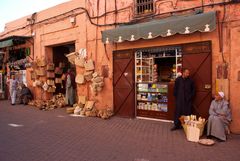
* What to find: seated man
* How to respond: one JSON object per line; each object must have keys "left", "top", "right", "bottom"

{"left": 207, "top": 91, "right": 231, "bottom": 141}
{"left": 20, "top": 84, "right": 33, "bottom": 105}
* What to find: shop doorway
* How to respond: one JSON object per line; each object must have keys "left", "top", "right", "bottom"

{"left": 52, "top": 43, "right": 75, "bottom": 94}
{"left": 135, "top": 47, "right": 181, "bottom": 120}
{"left": 113, "top": 50, "right": 135, "bottom": 118}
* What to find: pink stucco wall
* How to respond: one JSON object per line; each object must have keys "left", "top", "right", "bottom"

{"left": 1, "top": 0, "right": 240, "bottom": 133}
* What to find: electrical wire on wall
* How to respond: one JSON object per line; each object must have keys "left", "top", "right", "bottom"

{"left": 220, "top": 0, "right": 227, "bottom": 63}
{"left": 201, "top": 0, "right": 204, "bottom": 12}
{"left": 94, "top": 0, "right": 100, "bottom": 62}
{"left": 103, "top": 0, "right": 110, "bottom": 62}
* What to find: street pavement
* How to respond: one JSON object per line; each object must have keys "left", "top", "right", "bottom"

{"left": 0, "top": 100, "right": 240, "bottom": 161}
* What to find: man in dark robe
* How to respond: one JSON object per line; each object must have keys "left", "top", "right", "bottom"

{"left": 171, "top": 68, "right": 195, "bottom": 131}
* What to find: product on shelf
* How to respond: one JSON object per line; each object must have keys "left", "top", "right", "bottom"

{"left": 136, "top": 82, "right": 168, "bottom": 112}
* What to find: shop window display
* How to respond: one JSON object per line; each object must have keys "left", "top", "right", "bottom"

{"left": 7, "top": 48, "right": 29, "bottom": 86}
{"left": 135, "top": 47, "right": 182, "bottom": 119}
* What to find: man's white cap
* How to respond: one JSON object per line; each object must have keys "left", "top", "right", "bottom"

{"left": 218, "top": 91, "right": 224, "bottom": 98}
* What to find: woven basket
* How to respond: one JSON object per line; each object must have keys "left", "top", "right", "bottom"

{"left": 65, "top": 52, "right": 77, "bottom": 64}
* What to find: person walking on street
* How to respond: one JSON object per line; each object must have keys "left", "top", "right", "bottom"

{"left": 9, "top": 75, "right": 18, "bottom": 105}
{"left": 171, "top": 68, "right": 195, "bottom": 131}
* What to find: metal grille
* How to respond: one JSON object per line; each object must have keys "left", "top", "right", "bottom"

{"left": 136, "top": 0, "right": 154, "bottom": 15}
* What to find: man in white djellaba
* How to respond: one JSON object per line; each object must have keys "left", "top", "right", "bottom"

{"left": 207, "top": 91, "right": 232, "bottom": 141}
{"left": 8, "top": 75, "right": 19, "bottom": 105}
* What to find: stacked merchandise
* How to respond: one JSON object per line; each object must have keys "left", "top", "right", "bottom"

{"left": 137, "top": 83, "right": 168, "bottom": 112}
{"left": 31, "top": 59, "right": 66, "bottom": 93}
{"left": 66, "top": 95, "right": 113, "bottom": 119}
{"left": 179, "top": 115, "right": 206, "bottom": 142}
{"left": 153, "top": 64, "right": 158, "bottom": 82}
{"left": 46, "top": 63, "right": 55, "bottom": 92}
{"left": 54, "top": 62, "right": 65, "bottom": 89}
{"left": 66, "top": 51, "right": 109, "bottom": 117}
{"left": 74, "top": 55, "right": 105, "bottom": 96}
{"left": 28, "top": 93, "right": 66, "bottom": 110}
{"left": 90, "top": 72, "right": 104, "bottom": 96}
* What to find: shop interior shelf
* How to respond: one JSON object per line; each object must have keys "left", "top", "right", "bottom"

{"left": 137, "top": 100, "right": 168, "bottom": 103}
{"left": 137, "top": 91, "right": 167, "bottom": 94}
{"left": 136, "top": 82, "right": 168, "bottom": 84}
{"left": 136, "top": 65, "right": 151, "bottom": 67}
{"left": 136, "top": 73, "right": 152, "bottom": 75}
{"left": 152, "top": 55, "right": 181, "bottom": 58}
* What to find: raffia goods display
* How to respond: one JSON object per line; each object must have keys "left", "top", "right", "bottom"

{"left": 47, "top": 79, "right": 55, "bottom": 86}
{"left": 46, "top": 71, "right": 55, "bottom": 78}
{"left": 36, "top": 68, "right": 46, "bottom": 76}
{"left": 35, "top": 80, "right": 43, "bottom": 87}
{"left": 31, "top": 72, "right": 37, "bottom": 80}
{"left": 36, "top": 59, "right": 46, "bottom": 67}
{"left": 59, "top": 62, "right": 65, "bottom": 68}
{"left": 32, "top": 81, "right": 37, "bottom": 87}
{"left": 75, "top": 74, "right": 85, "bottom": 84}
{"left": 74, "top": 106, "right": 81, "bottom": 115}
{"left": 31, "top": 62, "right": 37, "bottom": 69}
{"left": 65, "top": 52, "right": 77, "bottom": 64}
{"left": 55, "top": 67, "right": 63, "bottom": 75}
{"left": 84, "top": 71, "right": 93, "bottom": 81}
{"left": 92, "top": 76, "right": 103, "bottom": 83}
{"left": 46, "top": 63, "right": 55, "bottom": 71}
{"left": 28, "top": 93, "right": 66, "bottom": 110}
{"left": 80, "top": 101, "right": 97, "bottom": 117}
{"left": 84, "top": 59, "right": 95, "bottom": 71}
{"left": 85, "top": 108, "right": 97, "bottom": 117}
{"left": 96, "top": 86, "right": 102, "bottom": 92}
{"left": 66, "top": 99, "right": 113, "bottom": 119}
{"left": 78, "top": 95, "right": 86, "bottom": 105}
{"left": 80, "top": 109, "right": 86, "bottom": 116}
{"left": 74, "top": 103, "right": 84, "bottom": 115}
{"left": 66, "top": 107, "right": 75, "bottom": 114}
{"left": 180, "top": 115, "right": 207, "bottom": 142}
{"left": 55, "top": 78, "right": 62, "bottom": 84}
{"left": 97, "top": 108, "right": 113, "bottom": 119}
{"left": 92, "top": 72, "right": 98, "bottom": 78}
{"left": 42, "top": 82, "right": 49, "bottom": 91}
{"left": 75, "top": 57, "right": 85, "bottom": 67}
{"left": 52, "top": 93, "right": 66, "bottom": 108}
{"left": 84, "top": 101, "right": 95, "bottom": 111}
{"left": 47, "top": 86, "right": 56, "bottom": 93}
{"left": 90, "top": 84, "right": 97, "bottom": 96}
{"left": 96, "top": 82, "right": 104, "bottom": 87}
{"left": 28, "top": 100, "right": 35, "bottom": 106}
{"left": 90, "top": 74, "right": 104, "bottom": 94}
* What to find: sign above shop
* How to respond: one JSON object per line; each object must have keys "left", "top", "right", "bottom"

{"left": 102, "top": 11, "right": 216, "bottom": 44}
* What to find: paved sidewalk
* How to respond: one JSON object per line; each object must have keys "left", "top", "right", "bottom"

{"left": 0, "top": 100, "right": 240, "bottom": 161}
